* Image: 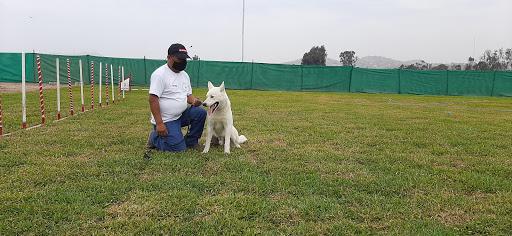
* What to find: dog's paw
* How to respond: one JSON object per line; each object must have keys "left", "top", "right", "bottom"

{"left": 202, "top": 149, "right": 209, "bottom": 153}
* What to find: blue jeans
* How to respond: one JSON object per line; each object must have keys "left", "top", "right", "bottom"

{"left": 150, "top": 106, "right": 206, "bottom": 152}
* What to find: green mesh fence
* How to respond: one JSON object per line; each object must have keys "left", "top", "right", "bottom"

{"left": 493, "top": 71, "right": 512, "bottom": 97}
{"left": 1, "top": 52, "right": 511, "bottom": 97}
{"left": 350, "top": 68, "right": 400, "bottom": 94}
{"left": 302, "top": 66, "right": 352, "bottom": 92}
{"left": 400, "top": 70, "right": 448, "bottom": 95}
{"left": 447, "top": 71, "right": 495, "bottom": 97}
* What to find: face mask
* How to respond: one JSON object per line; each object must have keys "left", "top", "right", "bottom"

{"left": 172, "top": 58, "right": 187, "bottom": 71}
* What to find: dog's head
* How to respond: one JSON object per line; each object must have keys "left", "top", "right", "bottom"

{"left": 202, "top": 81, "right": 228, "bottom": 116}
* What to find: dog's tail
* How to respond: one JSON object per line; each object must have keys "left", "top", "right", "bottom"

{"left": 238, "top": 135, "right": 248, "bottom": 144}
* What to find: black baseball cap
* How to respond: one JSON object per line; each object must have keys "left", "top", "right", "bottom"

{"left": 168, "top": 43, "right": 191, "bottom": 60}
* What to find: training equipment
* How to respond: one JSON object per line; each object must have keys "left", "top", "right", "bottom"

{"left": 37, "top": 55, "right": 45, "bottom": 124}
{"left": 22, "top": 52, "right": 27, "bottom": 129}
{"left": 56, "top": 58, "right": 61, "bottom": 120}
{"left": 91, "top": 61, "right": 94, "bottom": 109}
{"left": 67, "top": 59, "right": 74, "bottom": 116}
{"left": 105, "top": 64, "right": 109, "bottom": 106}
{"left": 79, "top": 59, "right": 85, "bottom": 112}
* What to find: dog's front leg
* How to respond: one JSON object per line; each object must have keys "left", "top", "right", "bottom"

{"left": 224, "top": 125, "right": 232, "bottom": 153}
{"left": 203, "top": 126, "right": 213, "bottom": 153}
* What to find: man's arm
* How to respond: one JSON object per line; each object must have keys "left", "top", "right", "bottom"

{"left": 187, "top": 94, "right": 203, "bottom": 107}
{"left": 149, "top": 94, "right": 168, "bottom": 137}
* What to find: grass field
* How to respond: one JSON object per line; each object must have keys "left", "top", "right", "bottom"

{"left": 1, "top": 86, "right": 512, "bottom": 235}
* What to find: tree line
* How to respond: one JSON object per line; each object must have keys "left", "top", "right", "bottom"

{"left": 301, "top": 45, "right": 512, "bottom": 71}
{"left": 301, "top": 45, "right": 358, "bottom": 67}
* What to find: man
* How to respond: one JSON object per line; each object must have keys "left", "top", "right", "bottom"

{"left": 147, "top": 43, "right": 206, "bottom": 152}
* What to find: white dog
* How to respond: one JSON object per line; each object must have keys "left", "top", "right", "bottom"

{"left": 202, "top": 81, "right": 247, "bottom": 153}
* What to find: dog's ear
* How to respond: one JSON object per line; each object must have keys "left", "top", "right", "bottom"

{"left": 208, "top": 81, "right": 213, "bottom": 89}
{"left": 220, "top": 81, "right": 225, "bottom": 92}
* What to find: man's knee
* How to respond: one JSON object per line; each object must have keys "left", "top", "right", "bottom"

{"left": 192, "top": 107, "right": 207, "bottom": 121}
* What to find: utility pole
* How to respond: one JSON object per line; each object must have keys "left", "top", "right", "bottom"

{"left": 242, "top": 0, "right": 245, "bottom": 62}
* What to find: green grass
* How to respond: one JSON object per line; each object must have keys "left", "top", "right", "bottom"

{"left": 1, "top": 86, "right": 512, "bottom": 235}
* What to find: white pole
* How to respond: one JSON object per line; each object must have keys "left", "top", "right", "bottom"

{"left": 79, "top": 59, "right": 84, "bottom": 112}
{"left": 56, "top": 58, "right": 61, "bottom": 119}
{"left": 242, "top": 0, "right": 245, "bottom": 62}
{"left": 99, "top": 62, "right": 102, "bottom": 106}
{"left": 110, "top": 64, "right": 114, "bottom": 103}
{"left": 22, "top": 52, "right": 26, "bottom": 129}
{"left": 122, "top": 66, "right": 125, "bottom": 100}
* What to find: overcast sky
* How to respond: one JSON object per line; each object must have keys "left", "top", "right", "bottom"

{"left": 1, "top": 0, "right": 511, "bottom": 64}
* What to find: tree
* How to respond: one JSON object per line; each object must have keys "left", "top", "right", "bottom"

{"left": 475, "top": 61, "right": 489, "bottom": 71}
{"left": 339, "top": 51, "right": 358, "bottom": 66}
{"left": 399, "top": 61, "right": 428, "bottom": 70}
{"left": 301, "top": 45, "right": 327, "bottom": 66}
{"left": 478, "top": 48, "right": 512, "bottom": 71}
{"left": 432, "top": 64, "right": 448, "bottom": 70}
{"left": 465, "top": 57, "right": 475, "bottom": 70}
{"left": 192, "top": 55, "right": 200, "bottom": 60}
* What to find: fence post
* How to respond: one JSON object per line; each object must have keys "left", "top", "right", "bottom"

{"left": 144, "top": 56, "right": 147, "bottom": 85}
{"left": 196, "top": 59, "right": 200, "bottom": 88}
{"left": 397, "top": 69, "right": 401, "bottom": 94}
{"left": 446, "top": 70, "right": 449, "bottom": 95}
{"left": 250, "top": 61, "right": 254, "bottom": 90}
{"left": 348, "top": 66, "right": 354, "bottom": 93}
{"left": 300, "top": 65, "right": 304, "bottom": 91}
{"left": 491, "top": 70, "right": 497, "bottom": 97}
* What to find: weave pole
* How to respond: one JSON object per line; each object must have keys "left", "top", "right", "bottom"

{"left": 0, "top": 81, "right": 3, "bottom": 135}
{"left": 67, "top": 59, "right": 74, "bottom": 116}
{"left": 37, "top": 55, "right": 45, "bottom": 124}
{"left": 110, "top": 64, "right": 114, "bottom": 104}
{"left": 22, "top": 52, "right": 26, "bottom": 129}
{"left": 122, "top": 66, "right": 125, "bottom": 101}
{"left": 118, "top": 66, "right": 121, "bottom": 103}
{"left": 91, "top": 61, "right": 94, "bottom": 109}
{"left": 105, "top": 64, "right": 109, "bottom": 106}
{"left": 99, "top": 62, "right": 102, "bottom": 107}
{"left": 56, "top": 58, "right": 61, "bottom": 120}
{"left": 79, "top": 59, "right": 85, "bottom": 113}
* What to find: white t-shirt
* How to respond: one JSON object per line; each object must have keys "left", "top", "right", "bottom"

{"left": 149, "top": 64, "right": 192, "bottom": 124}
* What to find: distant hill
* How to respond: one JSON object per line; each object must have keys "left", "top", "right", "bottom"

{"left": 282, "top": 56, "right": 424, "bottom": 69}
{"left": 356, "top": 56, "right": 424, "bottom": 69}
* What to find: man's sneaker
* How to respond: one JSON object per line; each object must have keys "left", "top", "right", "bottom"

{"left": 146, "top": 130, "right": 156, "bottom": 149}
{"left": 187, "top": 144, "right": 202, "bottom": 152}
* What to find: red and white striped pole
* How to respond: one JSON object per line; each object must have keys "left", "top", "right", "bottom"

{"left": 91, "top": 61, "right": 94, "bottom": 109}
{"left": 118, "top": 66, "right": 121, "bottom": 103}
{"left": 99, "top": 62, "right": 102, "bottom": 107}
{"left": 122, "top": 66, "right": 125, "bottom": 101}
{"left": 105, "top": 64, "right": 109, "bottom": 106}
{"left": 79, "top": 59, "right": 85, "bottom": 113}
{"left": 111, "top": 64, "right": 114, "bottom": 104}
{"left": 37, "top": 55, "right": 45, "bottom": 124}
{"left": 67, "top": 59, "right": 74, "bottom": 116}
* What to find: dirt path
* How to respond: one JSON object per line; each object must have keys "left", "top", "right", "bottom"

{"left": 0, "top": 82, "right": 61, "bottom": 93}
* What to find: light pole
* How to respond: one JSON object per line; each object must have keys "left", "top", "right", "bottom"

{"left": 242, "top": 0, "right": 245, "bottom": 62}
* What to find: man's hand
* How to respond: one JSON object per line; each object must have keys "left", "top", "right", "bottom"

{"left": 192, "top": 98, "right": 203, "bottom": 107}
{"left": 156, "top": 123, "right": 168, "bottom": 137}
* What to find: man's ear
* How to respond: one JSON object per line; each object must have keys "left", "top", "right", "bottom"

{"left": 220, "top": 81, "right": 225, "bottom": 92}
{"left": 208, "top": 81, "right": 213, "bottom": 89}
